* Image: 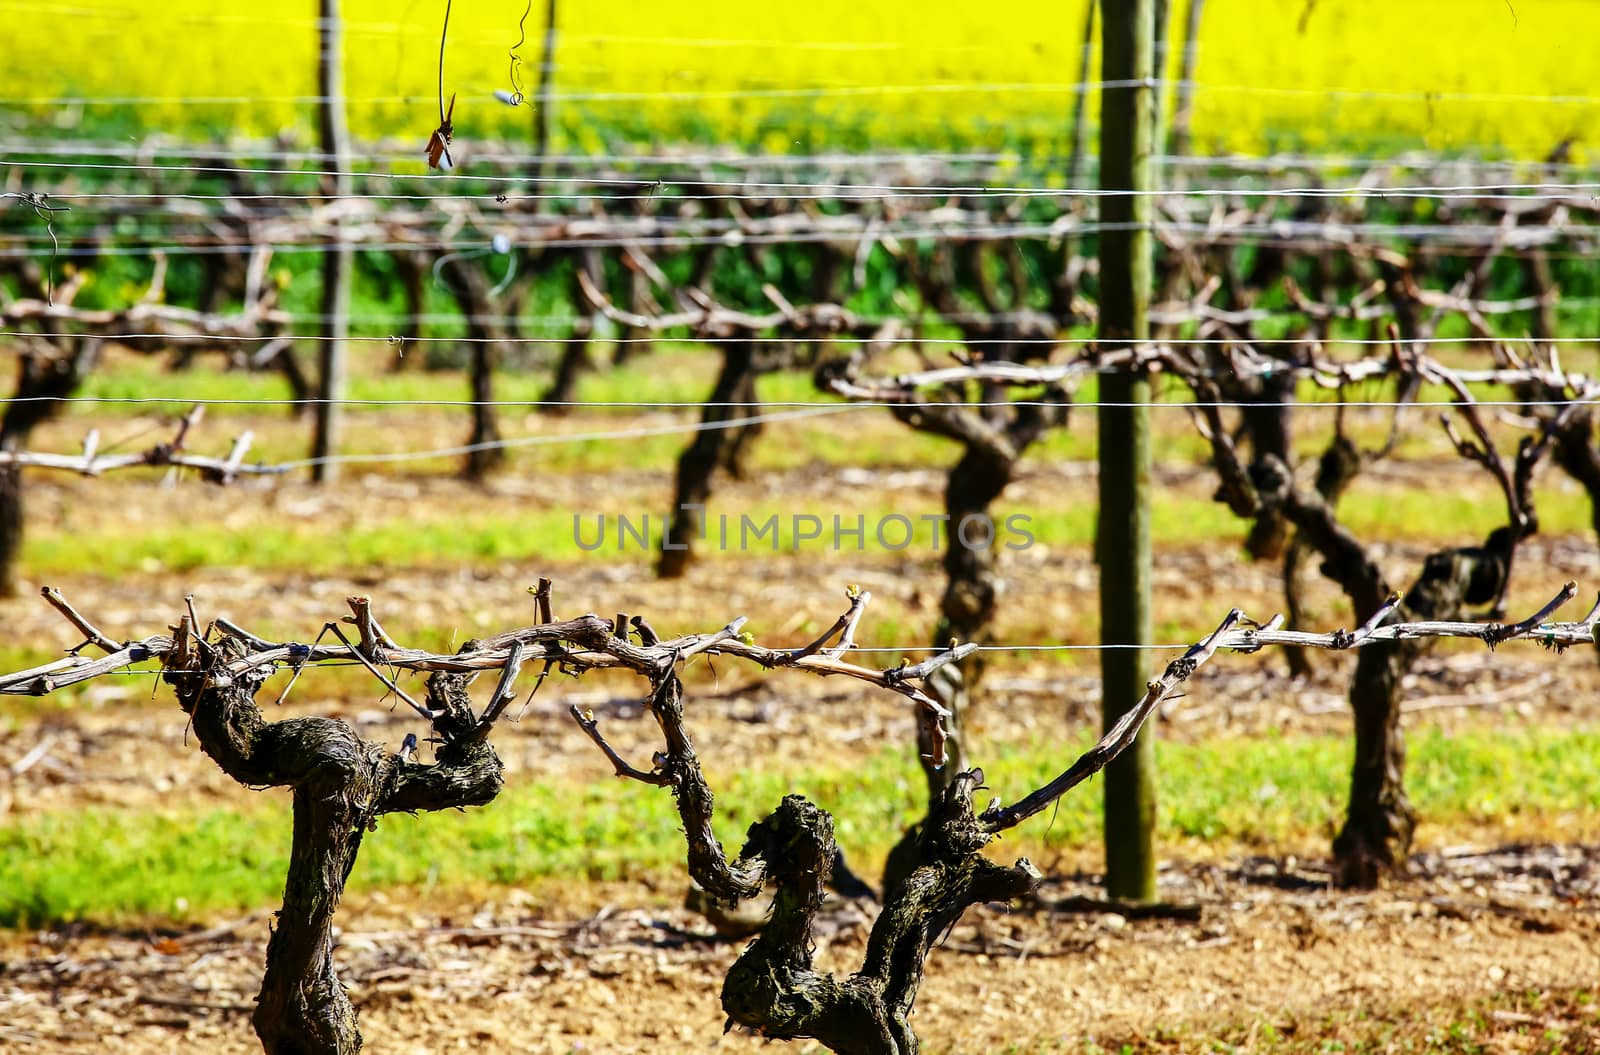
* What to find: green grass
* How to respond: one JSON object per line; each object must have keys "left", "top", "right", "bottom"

{"left": 74, "top": 341, "right": 732, "bottom": 413}
{"left": 22, "top": 478, "right": 1598, "bottom": 581}
{"left": 3, "top": 724, "right": 1595, "bottom": 928}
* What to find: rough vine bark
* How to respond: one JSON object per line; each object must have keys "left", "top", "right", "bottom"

{"left": 719, "top": 781, "right": 1036, "bottom": 1055}
{"left": 163, "top": 627, "right": 505, "bottom": 1054}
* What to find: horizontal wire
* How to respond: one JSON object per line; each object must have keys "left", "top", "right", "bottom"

{"left": 20, "top": 219, "right": 1600, "bottom": 250}
{"left": 0, "top": 79, "right": 1154, "bottom": 107}
{"left": 47, "top": 627, "right": 1594, "bottom": 676}
{"left": 13, "top": 399, "right": 1595, "bottom": 479}
{"left": 0, "top": 232, "right": 1050, "bottom": 259}
{"left": 25, "top": 209, "right": 1600, "bottom": 235}
{"left": 23, "top": 220, "right": 1600, "bottom": 254}
{"left": 1, "top": 159, "right": 646, "bottom": 185}
{"left": 23, "top": 215, "right": 1600, "bottom": 244}
{"left": 47, "top": 631, "right": 1591, "bottom": 672}
{"left": 239, "top": 316, "right": 1600, "bottom": 338}
{"left": 6, "top": 143, "right": 1595, "bottom": 178}
{"left": 9, "top": 157, "right": 1600, "bottom": 199}
{"left": 13, "top": 230, "right": 1600, "bottom": 263}
{"left": 0, "top": 143, "right": 1050, "bottom": 166}
{"left": 0, "top": 230, "right": 1058, "bottom": 258}
{"left": 1159, "top": 154, "right": 1595, "bottom": 175}
{"left": 31, "top": 183, "right": 1600, "bottom": 204}
{"left": 268, "top": 404, "right": 858, "bottom": 468}
{"left": 0, "top": 223, "right": 1075, "bottom": 257}
{"left": 7, "top": 330, "right": 1598, "bottom": 347}
{"left": 6, "top": 79, "right": 1600, "bottom": 107}
{"left": 8, "top": 396, "right": 1595, "bottom": 411}
{"left": 12, "top": 214, "right": 1598, "bottom": 245}
{"left": 853, "top": 643, "right": 1189, "bottom": 653}
{"left": 0, "top": 1, "right": 1049, "bottom": 53}
{"left": 7, "top": 228, "right": 1599, "bottom": 260}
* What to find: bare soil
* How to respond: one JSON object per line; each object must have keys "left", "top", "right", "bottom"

{"left": 2, "top": 846, "right": 1597, "bottom": 1053}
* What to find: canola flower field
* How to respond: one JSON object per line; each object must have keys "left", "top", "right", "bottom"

{"left": 4, "top": 0, "right": 1599, "bottom": 159}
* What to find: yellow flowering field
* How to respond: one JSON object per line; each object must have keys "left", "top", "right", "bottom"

{"left": 3, "top": 0, "right": 1597, "bottom": 158}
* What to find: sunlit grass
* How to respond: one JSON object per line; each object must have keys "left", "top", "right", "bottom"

{"left": 21, "top": 475, "right": 1597, "bottom": 582}
{"left": 3, "top": 723, "right": 1595, "bottom": 927}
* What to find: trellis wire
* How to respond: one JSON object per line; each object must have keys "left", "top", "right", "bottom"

{"left": 4, "top": 80, "right": 1599, "bottom": 106}
{"left": 27, "top": 639, "right": 1451, "bottom": 666}
{"left": 8, "top": 224, "right": 1600, "bottom": 260}
{"left": 0, "top": 80, "right": 1157, "bottom": 107}
{"left": 6, "top": 143, "right": 1597, "bottom": 180}
{"left": 11, "top": 596, "right": 1597, "bottom": 698}
{"left": 0, "top": 2, "right": 1094, "bottom": 53}
{"left": 27, "top": 184, "right": 1600, "bottom": 205}
{"left": 139, "top": 320, "right": 1600, "bottom": 341}
{"left": 6, "top": 330, "right": 1599, "bottom": 347}
{"left": 4, "top": 396, "right": 1596, "bottom": 412}
{"left": 9, "top": 157, "right": 1600, "bottom": 199}
{"left": 0, "top": 143, "right": 1043, "bottom": 164}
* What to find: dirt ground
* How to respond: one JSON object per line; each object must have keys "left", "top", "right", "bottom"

{"left": 1, "top": 845, "right": 1597, "bottom": 1053}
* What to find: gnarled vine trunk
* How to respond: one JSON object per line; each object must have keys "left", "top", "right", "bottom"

{"left": 642, "top": 672, "right": 1038, "bottom": 1054}
{"left": 166, "top": 637, "right": 504, "bottom": 1054}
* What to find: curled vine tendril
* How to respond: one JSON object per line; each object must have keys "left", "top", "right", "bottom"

{"left": 505, "top": 0, "right": 533, "bottom": 106}
{"left": 4, "top": 192, "right": 70, "bottom": 305}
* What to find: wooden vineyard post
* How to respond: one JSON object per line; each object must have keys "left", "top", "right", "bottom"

{"left": 311, "top": 0, "right": 352, "bottom": 483}
{"left": 1096, "top": 0, "right": 1158, "bottom": 903}
{"left": 1067, "top": 0, "right": 1097, "bottom": 189}
{"left": 1169, "top": 0, "right": 1207, "bottom": 161}
{"left": 532, "top": 0, "right": 558, "bottom": 191}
